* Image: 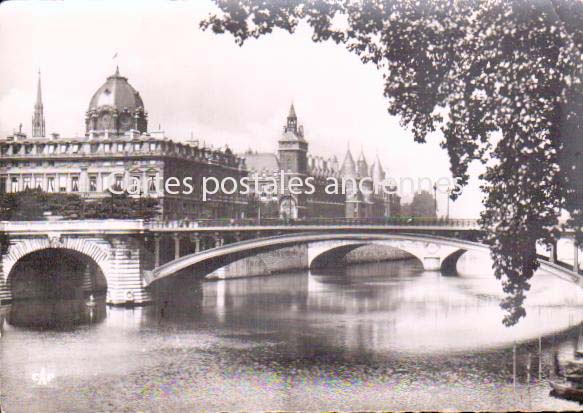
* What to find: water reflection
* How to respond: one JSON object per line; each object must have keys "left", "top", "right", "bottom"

{"left": 7, "top": 296, "right": 107, "bottom": 330}
{"left": 2, "top": 259, "right": 583, "bottom": 411}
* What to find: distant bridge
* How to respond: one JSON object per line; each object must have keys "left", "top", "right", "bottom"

{"left": 0, "top": 218, "right": 580, "bottom": 305}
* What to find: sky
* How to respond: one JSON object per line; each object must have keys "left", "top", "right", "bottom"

{"left": 0, "top": 0, "right": 485, "bottom": 217}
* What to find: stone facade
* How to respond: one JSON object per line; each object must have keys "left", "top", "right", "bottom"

{"left": 0, "top": 68, "right": 247, "bottom": 220}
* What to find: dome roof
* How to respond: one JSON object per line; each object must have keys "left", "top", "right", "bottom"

{"left": 88, "top": 67, "right": 144, "bottom": 112}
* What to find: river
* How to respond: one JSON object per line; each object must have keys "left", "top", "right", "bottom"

{"left": 1, "top": 255, "right": 583, "bottom": 411}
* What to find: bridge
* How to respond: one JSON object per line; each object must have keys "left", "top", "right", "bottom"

{"left": 0, "top": 218, "right": 580, "bottom": 305}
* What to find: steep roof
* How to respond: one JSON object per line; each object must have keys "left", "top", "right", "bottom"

{"left": 243, "top": 152, "right": 280, "bottom": 173}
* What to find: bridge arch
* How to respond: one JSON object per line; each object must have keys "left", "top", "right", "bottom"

{"left": 2, "top": 237, "right": 111, "bottom": 288}
{"left": 306, "top": 239, "right": 462, "bottom": 271}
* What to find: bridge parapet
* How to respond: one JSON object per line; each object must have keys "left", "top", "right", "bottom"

{"left": 145, "top": 217, "right": 481, "bottom": 230}
{"left": 0, "top": 219, "right": 145, "bottom": 234}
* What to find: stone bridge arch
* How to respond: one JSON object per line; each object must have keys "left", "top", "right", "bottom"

{"left": 306, "top": 239, "right": 464, "bottom": 271}
{"left": 2, "top": 236, "right": 111, "bottom": 284}
{"left": 0, "top": 236, "right": 112, "bottom": 304}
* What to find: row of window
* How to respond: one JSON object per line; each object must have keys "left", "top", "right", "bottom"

{"left": 0, "top": 141, "right": 242, "bottom": 167}
{"left": 0, "top": 141, "right": 160, "bottom": 156}
{"left": 0, "top": 159, "right": 159, "bottom": 168}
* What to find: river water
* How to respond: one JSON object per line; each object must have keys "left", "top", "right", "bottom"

{"left": 1, "top": 255, "right": 583, "bottom": 411}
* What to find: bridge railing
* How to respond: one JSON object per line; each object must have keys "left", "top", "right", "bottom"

{"left": 145, "top": 217, "right": 480, "bottom": 229}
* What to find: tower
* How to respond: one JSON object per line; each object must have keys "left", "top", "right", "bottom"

{"left": 32, "top": 70, "right": 45, "bottom": 137}
{"left": 277, "top": 104, "right": 308, "bottom": 175}
{"left": 277, "top": 104, "right": 309, "bottom": 218}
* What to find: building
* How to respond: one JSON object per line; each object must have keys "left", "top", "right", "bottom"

{"left": 244, "top": 105, "right": 399, "bottom": 219}
{"left": 0, "top": 68, "right": 247, "bottom": 220}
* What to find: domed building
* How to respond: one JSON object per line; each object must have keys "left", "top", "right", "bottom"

{"left": 0, "top": 69, "right": 248, "bottom": 220}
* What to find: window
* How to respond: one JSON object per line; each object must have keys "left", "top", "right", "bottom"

{"left": 60, "top": 144, "right": 68, "bottom": 153}
{"left": 0, "top": 177, "right": 6, "bottom": 193}
{"left": 133, "top": 142, "right": 141, "bottom": 151}
{"left": 35, "top": 176, "right": 43, "bottom": 190}
{"left": 72, "top": 144, "right": 80, "bottom": 154}
{"left": 23, "top": 176, "right": 31, "bottom": 190}
{"left": 89, "top": 175, "right": 97, "bottom": 192}
{"left": 47, "top": 176, "right": 55, "bottom": 192}
{"left": 11, "top": 177, "right": 18, "bottom": 192}
{"left": 25, "top": 145, "right": 33, "bottom": 154}
{"left": 149, "top": 142, "right": 158, "bottom": 151}
{"left": 104, "top": 143, "right": 112, "bottom": 153}
{"left": 147, "top": 176, "right": 157, "bottom": 193}
{"left": 114, "top": 175, "right": 123, "bottom": 191}
{"left": 129, "top": 176, "right": 140, "bottom": 193}
{"left": 59, "top": 175, "right": 67, "bottom": 192}
{"left": 117, "top": 143, "right": 125, "bottom": 152}
{"left": 71, "top": 176, "right": 79, "bottom": 192}
{"left": 48, "top": 145, "right": 55, "bottom": 154}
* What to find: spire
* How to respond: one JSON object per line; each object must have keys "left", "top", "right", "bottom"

{"left": 371, "top": 152, "right": 385, "bottom": 185}
{"left": 115, "top": 65, "right": 120, "bottom": 76}
{"left": 357, "top": 146, "right": 369, "bottom": 177}
{"left": 341, "top": 145, "right": 356, "bottom": 177}
{"left": 32, "top": 70, "right": 45, "bottom": 137}
{"left": 358, "top": 145, "right": 366, "bottom": 162}
{"left": 288, "top": 103, "right": 297, "bottom": 119}
{"left": 35, "top": 69, "right": 42, "bottom": 107}
{"left": 284, "top": 102, "right": 298, "bottom": 134}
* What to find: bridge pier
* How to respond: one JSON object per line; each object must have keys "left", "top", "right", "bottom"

{"left": 422, "top": 257, "right": 442, "bottom": 271}
{"left": 105, "top": 236, "right": 152, "bottom": 305}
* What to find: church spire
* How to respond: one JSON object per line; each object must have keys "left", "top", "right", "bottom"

{"left": 32, "top": 70, "right": 45, "bottom": 137}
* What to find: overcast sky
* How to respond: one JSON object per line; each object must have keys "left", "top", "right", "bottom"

{"left": 0, "top": 0, "right": 485, "bottom": 217}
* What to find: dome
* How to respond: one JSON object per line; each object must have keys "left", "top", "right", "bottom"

{"left": 88, "top": 67, "right": 144, "bottom": 112}
{"left": 85, "top": 67, "right": 148, "bottom": 135}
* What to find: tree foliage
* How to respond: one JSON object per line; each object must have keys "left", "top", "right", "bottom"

{"left": 402, "top": 190, "right": 437, "bottom": 218}
{"left": 202, "top": 0, "right": 583, "bottom": 325}
{"left": 0, "top": 189, "right": 160, "bottom": 221}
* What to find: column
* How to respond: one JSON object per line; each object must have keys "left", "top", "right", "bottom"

{"left": 550, "top": 241, "right": 557, "bottom": 264}
{"left": 174, "top": 235, "right": 181, "bottom": 260}
{"left": 214, "top": 233, "right": 222, "bottom": 248}
{"left": 191, "top": 234, "right": 201, "bottom": 253}
{"left": 575, "top": 242, "right": 580, "bottom": 273}
{"left": 80, "top": 166, "right": 89, "bottom": 193}
{"left": 154, "top": 235, "right": 160, "bottom": 268}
